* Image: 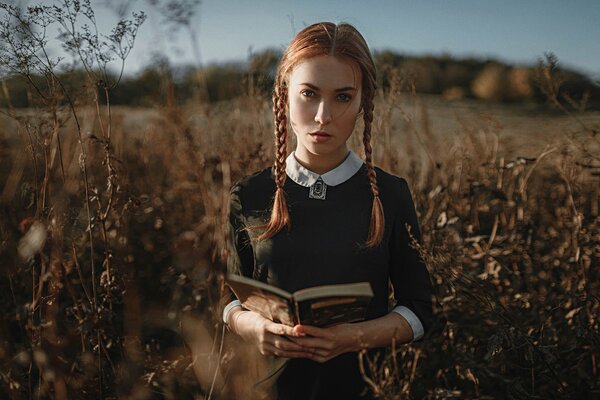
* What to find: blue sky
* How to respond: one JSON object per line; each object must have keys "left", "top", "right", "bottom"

{"left": 93, "top": 0, "right": 599, "bottom": 79}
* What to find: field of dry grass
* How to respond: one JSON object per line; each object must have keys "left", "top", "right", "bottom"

{"left": 1, "top": 75, "right": 599, "bottom": 399}
{"left": 1, "top": 3, "right": 599, "bottom": 396}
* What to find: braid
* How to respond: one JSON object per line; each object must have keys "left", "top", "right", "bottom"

{"left": 257, "top": 81, "right": 291, "bottom": 240}
{"left": 274, "top": 83, "right": 288, "bottom": 189}
{"left": 362, "top": 96, "right": 385, "bottom": 247}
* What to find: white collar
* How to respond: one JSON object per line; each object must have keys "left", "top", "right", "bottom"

{"left": 285, "top": 150, "right": 364, "bottom": 187}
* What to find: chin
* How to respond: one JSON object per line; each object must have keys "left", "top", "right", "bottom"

{"left": 305, "top": 145, "right": 336, "bottom": 157}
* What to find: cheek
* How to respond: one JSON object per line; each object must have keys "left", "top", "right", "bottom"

{"left": 341, "top": 104, "right": 361, "bottom": 128}
{"left": 289, "top": 99, "right": 313, "bottom": 125}
{"left": 288, "top": 100, "right": 302, "bottom": 135}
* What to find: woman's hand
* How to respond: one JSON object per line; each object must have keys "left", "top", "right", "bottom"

{"left": 290, "top": 313, "right": 414, "bottom": 363}
{"left": 288, "top": 323, "right": 361, "bottom": 363}
{"left": 228, "top": 309, "right": 312, "bottom": 358}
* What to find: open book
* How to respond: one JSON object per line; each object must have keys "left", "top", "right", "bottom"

{"left": 225, "top": 274, "right": 374, "bottom": 327}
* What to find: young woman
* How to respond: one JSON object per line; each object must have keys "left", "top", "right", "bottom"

{"left": 223, "top": 22, "right": 435, "bottom": 399}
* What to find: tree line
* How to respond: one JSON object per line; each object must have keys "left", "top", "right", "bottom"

{"left": 1, "top": 49, "right": 598, "bottom": 109}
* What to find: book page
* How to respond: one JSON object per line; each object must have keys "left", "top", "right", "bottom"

{"left": 293, "top": 282, "right": 373, "bottom": 302}
{"left": 225, "top": 275, "right": 295, "bottom": 326}
{"left": 243, "top": 290, "right": 294, "bottom": 326}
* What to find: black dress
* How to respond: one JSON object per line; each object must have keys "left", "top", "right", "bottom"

{"left": 227, "top": 161, "right": 434, "bottom": 400}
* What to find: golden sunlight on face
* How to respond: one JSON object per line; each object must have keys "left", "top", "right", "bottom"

{"left": 288, "top": 55, "right": 362, "bottom": 167}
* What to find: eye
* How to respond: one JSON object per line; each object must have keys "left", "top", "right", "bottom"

{"left": 336, "top": 93, "right": 352, "bottom": 102}
{"left": 300, "top": 89, "right": 316, "bottom": 98}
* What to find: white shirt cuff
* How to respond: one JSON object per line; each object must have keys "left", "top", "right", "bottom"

{"left": 391, "top": 305, "right": 424, "bottom": 342}
{"left": 223, "top": 299, "right": 242, "bottom": 324}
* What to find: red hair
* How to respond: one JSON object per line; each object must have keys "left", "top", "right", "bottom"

{"left": 258, "top": 22, "right": 384, "bottom": 247}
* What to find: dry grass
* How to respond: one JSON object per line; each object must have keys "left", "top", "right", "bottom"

{"left": 1, "top": 77, "right": 599, "bottom": 398}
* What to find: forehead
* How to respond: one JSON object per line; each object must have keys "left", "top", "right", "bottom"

{"left": 288, "top": 55, "right": 360, "bottom": 88}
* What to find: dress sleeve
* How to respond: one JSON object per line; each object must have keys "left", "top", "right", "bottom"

{"left": 389, "top": 178, "right": 435, "bottom": 339}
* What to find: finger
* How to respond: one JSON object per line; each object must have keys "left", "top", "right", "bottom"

{"left": 265, "top": 321, "right": 302, "bottom": 337}
{"left": 285, "top": 335, "right": 306, "bottom": 345}
{"left": 268, "top": 334, "right": 310, "bottom": 352}
{"left": 286, "top": 336, "right": 334, "bottom": 350}
{"left": 313, "top": 349, "right": 330, "bottom": 358}
{"left": 293, "top": 324, "right": 332, "bottom": 338}
{"left": 264, "top": 344, "right": 314, "bottom": 359}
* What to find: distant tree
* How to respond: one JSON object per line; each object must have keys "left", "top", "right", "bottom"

{"left": 471, "top": 63, "right": 507, "bottom": 101}
{"left": 441, "top": 61, "right": 475, "bottom": 91}
{"left": 374, "top": 50, "right": 406, "bottom": 90}
{"left": 0, "top": 75, "right": 31, "bottom": 107}
{"left": 400, "top": 57, "right": 443, "bottom": 94}
{"left": 247, "top": 48, "right": 281, "bottom": 98}
{"left": 506, "top": 67, "right": 534, "bottom": 101}
{"left": 112, "top": 66, "right": 165, "bottom": 105}
{"left": 187, "top": 63, "right": 245, "bottom": 102}
{"left": 374, "top": 50, "right": 405, "bottom": 68}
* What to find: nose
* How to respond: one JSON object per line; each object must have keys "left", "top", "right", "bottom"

{"left": 314, "top": 100, "right": 332, "bottom": 125}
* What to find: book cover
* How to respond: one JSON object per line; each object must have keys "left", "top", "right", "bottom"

{"left": 225, "top": 274, "right": 374, "bottom": 327}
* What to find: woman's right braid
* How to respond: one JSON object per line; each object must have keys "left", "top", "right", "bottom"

{"left": 363, "top": 96, "right": 385, "bottom": 246}
{"left": 257, "top": 82, "right": 291, "bottom": 240}
{"left": 274, "top": 82, "right": 288, "bottom": 190}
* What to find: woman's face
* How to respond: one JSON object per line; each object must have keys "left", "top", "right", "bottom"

{"left": 288, "top": 55, "right": 362, "bottom": 164}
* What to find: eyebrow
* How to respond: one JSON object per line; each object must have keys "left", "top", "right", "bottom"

{"left": 299, "top": 83, "right": 357, "bottom": 92}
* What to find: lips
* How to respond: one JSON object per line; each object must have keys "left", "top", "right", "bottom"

{"left": 309, "top": 131, "right": 332, "bottom": 143}
{"left": 309, "top": 131, "right": 331, "bottom": 138}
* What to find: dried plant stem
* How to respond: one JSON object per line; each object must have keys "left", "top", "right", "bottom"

{"left": 412, "top": 99, "right": 438, "bottom": 172}
{"left": 390, "top": 338, "right": 400, "bottom": 388}
{"left": 518, "top": 146, "right": 557, "bottom": 195}
{"left": 207, "top": 324, "right": 226, "bottom": 400}
{"left": 71, "top": 242, "right": 93, "bottom": 307}
{"left": 406, "top": 348, "right": 421, "bottom": 396}
{"left": 358, "top": 351, "right": 382, "bottom": 398}
{"left": 52, "top": 110, "right": 66, "bottom": 182}
{"left": 487, "top": 215, "right": 499, "bottom": 249}
{"left": 23, "top": 125, "right": 40, "bottom": 212}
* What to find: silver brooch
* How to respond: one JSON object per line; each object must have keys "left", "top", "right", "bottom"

{"left": 309, "top": 177, "right": 327, "bottom": 200}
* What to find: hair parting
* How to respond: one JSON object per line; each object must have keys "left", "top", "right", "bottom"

{"left": 324, "top": 23, "right": 338, "bottom": 54}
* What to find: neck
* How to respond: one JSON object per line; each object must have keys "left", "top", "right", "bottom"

{"left": 293, "top": 146, "right": 349, "bottom": 175}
